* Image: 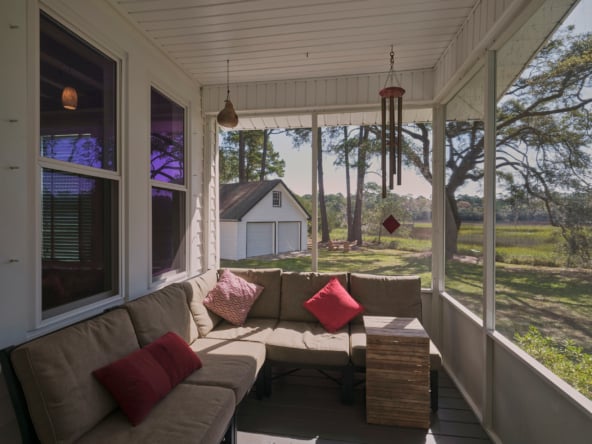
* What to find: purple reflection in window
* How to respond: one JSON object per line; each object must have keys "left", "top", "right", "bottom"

{"left": 151, "top": 88, "right": 185, "bottom": 184}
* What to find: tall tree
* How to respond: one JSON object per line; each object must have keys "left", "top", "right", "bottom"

{"left": 219, "top": 130, "right": 285, "bottom": 183}
{"left": 403, "top": 29, "right": 592, "bottom": 258}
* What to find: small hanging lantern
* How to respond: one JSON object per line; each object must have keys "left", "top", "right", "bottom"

{"left": 217, "top": 59, "right": 239, "bottom": 128}
{"left": 61, "top": 86, "right": 78, "bottom": 110}
{"left": 379, "top": 46, "right": 405, "bottom": 196}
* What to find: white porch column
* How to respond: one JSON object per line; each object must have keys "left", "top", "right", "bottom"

{"left": 311, "top": 113, "right": 319, "bottom": 271}
{"left": 482, "top": 48, "right": 497, "bottom": 431}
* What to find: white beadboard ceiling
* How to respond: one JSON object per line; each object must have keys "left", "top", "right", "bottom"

{"left": 108, "top": 0, "right": 479, "bottom": 86}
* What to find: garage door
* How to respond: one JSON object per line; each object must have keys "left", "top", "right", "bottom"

{"left": 278, "top": 222, "right": 300, "bottom": 253}
{"left": 246, "top": 222, "right": 274, "bottom": 257}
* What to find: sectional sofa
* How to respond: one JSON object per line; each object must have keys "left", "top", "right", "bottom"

{"left": 2, "top": 268, "right": 441, "bottom": 444}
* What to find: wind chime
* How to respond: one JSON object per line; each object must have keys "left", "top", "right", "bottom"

{"left": 379, "top": 46, "right": 405, "bottom": 198}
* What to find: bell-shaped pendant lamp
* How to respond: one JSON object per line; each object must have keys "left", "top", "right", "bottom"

{"left": 217, "top": 60, "right": 239, "bottom": 128}
{"left": 61, "top": 86, "right": 78, "bottom": 110}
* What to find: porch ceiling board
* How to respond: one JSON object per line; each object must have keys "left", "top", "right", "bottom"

{"left": 109, "top": 0, "right": 479, "bottom": 86}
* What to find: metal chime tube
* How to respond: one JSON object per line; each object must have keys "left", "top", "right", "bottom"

{"left": 397, "top": 95, "right": 403, "bottom": 186}
{"left": 381, "top": 97, "right": 387, "bottom": 198}
{"left": 389, "top": 96, "right": 396, "bottom": 189}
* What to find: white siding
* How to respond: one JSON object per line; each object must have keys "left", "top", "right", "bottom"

{"left": 220, "top": 222, "right": 239, "bottom": 261}
{"left": 0, "top": 0, "right": 203, "bottom": 345}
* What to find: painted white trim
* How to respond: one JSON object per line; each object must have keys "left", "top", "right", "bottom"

{"left": 311, "top": 112, "right": 318, "bottom": 272}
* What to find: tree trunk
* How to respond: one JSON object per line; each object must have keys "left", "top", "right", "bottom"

{"left": 317, "top": 127, "right": 331, "bottom": 242}
{"left": 344, "top": 126, "right": 354, "bottom": 241}
{"left": 259, "top": 130, "right": 269, "bottom": 181}
{"left": 445, "top": 187, "right": 461, "bottom": 259}
{"left": 238, "top": 131, "right": 246, "bottom": 183}
{"left": 352, "top": 127, "right": 368, "bottom": 246}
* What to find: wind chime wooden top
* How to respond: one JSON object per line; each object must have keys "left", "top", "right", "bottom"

{"left": 380, "top": 46, "right": 405, "bottom": 197}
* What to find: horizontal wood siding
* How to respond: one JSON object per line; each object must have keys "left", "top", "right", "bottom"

{"left": 202, "top": 70, "right": 434, "bottom": 114}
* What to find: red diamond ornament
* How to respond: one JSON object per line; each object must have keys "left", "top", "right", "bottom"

{"left": 383, "top": 215, "right": 401, "bottom": 234}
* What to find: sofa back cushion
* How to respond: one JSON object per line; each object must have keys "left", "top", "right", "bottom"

{"left": 349, "top": 273, "right": 421, "bottom": 323}
{"left": 10, "top": 308, "right": 139, "bottom": 444}
{"left": 126, "top": 283, "right": 198, "bottom": 346}
{"left": 222, "top": 268, "right": 282, "bottom": 319}
{"left": 280, "top": 272, "right": 348, "bottom": 322}
{"left": 183, "top": 269, "right": 222, "bottom": 337}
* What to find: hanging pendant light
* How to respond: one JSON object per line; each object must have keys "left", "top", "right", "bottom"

{"left": 380, "top": 46, "right": 405, "bottom": 196}
{"left": 217, "top": 59, "right": 239, "bottom": 128}
{"left": 61, "top": 86, "right": 78, "bottom": 110}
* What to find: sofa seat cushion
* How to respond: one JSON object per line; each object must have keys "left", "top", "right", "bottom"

{"left": 349, "top": 273, "right": 422, "bottom": 324}
{"left": 183, "top": 269, "right": 222, "bottom": 337}
{"left": 187, "top": 338, "right": 266, "bottom": 404}
{"left": 222, "top": 268, "right": 282, "bottom": 318}
{"left": 76, "top": 384, "right": 235, "bottom": 444}
{"left": 126, "top": 283, "right": 198, "bottom": 346}
{"left": 204, "top": 318, "right": 277, "bottom": 343}
{"left": 280, "top": 272, "right": 349, "bottom": 322}
{"left": 10, "top": 309, "right": 140, "bottom": 444}
{"left": 350, "top": 323, "right": 442, "bottom": 370}
{"left": 266, "top": 321, "right": 350, "bottom": 367}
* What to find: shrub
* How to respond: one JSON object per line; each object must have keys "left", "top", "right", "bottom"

{"left": 515, "top": 326, "right": 592, "bottom": 400}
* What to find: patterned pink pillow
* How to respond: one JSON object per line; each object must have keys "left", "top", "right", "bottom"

{"left": 203, "top": 269, "right": 264, "bottom": 326}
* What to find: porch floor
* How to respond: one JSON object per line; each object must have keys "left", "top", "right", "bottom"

{"left": 236, "top": 368, "right": 491, "bottom": 444}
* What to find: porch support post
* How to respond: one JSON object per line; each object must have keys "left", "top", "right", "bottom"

{"left": 431, "top": 104, "right": 445, "bottom": 347}
{"left": 482, "top": 49, "right": 497, "bottom": 430}
{"left": 311, "top": 112, "right": 319, "bottom": 271}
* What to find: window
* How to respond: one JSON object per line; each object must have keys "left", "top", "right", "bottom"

{"left": 150, "top": 88, "right": 186, "bottom": 279}
{"left": 40, "top": 12, "right": 119, "bottom": 318}
{"left": 443, "top": 68, "right": 485, "bottom": 319}
{"left": 273, "top": 191, "right": 282, "bottom": 207}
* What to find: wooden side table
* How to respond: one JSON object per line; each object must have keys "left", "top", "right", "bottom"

{"left": 363, "top": 316, "right": 430, "bottom": 429}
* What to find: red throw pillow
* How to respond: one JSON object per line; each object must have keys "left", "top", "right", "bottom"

{"left": 144, "top": 332, "right": 202, "bottom": 386}
{"left": 93, "top": 332, "right": 202, "bottom": 426}
{"left": 303, "top": 277, "right": 364, "bottom": 333}
{"left": 204, "top": 269, "right": 264, "bottom": 326}
{"left": 93, "top": 348, "right": 172, "bottom": 426}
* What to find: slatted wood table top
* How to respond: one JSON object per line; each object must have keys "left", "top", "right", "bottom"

{"left": 363, "top": 316, "right": 430, "bottom": 429}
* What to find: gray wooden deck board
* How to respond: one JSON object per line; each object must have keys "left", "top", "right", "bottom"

{"left": 236, "top": 369, "right": 491, "bottom": 444}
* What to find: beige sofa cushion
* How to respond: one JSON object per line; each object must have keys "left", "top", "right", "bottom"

{"left": 204, "top": 318, "right": 277, "bottom": 343}
{"left": 350, "top": 323, "right": 442, "bottom": 370}
{"left": 186, "top": 338, "right": 266, "bottom": 404}
{"left": 76, "top": 384, "right": 235, "bottom": 444}
{"left": 11, "top": 309, "right": 139, "bottom": 444}
{"left": 266, "top": 321, "right": 350, "bottom": 366}
{"left": 183, "top": 269, "right": 222, "bottom": 337}
{"left": 126, "top": 283, "right": 198, "bottom": 346}
{"left": 349, "top": 273, "right": 422, "bottom": 323}
{"left": 223, "top": 268, "right": 282, "bottom": 319}
{"left": 280, "top": 272, "right": 348, "bottom": 322}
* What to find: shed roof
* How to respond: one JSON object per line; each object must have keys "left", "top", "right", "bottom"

{"left": 219, "top": 179, "right": 310, "bottom": 221}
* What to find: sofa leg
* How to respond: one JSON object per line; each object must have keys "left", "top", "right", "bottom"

{"left": 341, "top": 364, "right": 354, "bottom": 405}
{"left": 430, "top": 370, "right": 439, "bottom": 412}
{"left": 255, "top": 367, "right": 265, "bottom": 400}
{"left": 222, "top": 413, "right": 237, "bottom": 444}
{"left": 264, "top": 361, "right": 272, "bottom": 397}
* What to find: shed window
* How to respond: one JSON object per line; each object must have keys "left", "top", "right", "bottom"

{"left": 273, "top": 191, "right": 282, "bottom": 207}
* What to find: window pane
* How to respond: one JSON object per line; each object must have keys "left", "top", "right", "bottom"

{"left": 444, "top": 68, "right": 485, "bottom": 319}
{"left": 152, "top": 187, "right": 185, "bottom": 278}
{"left": 151, "top": 88, "right": 185, "bottom": 184}
{"left": 495, "top": 0, "right": 592, "bottom": 400}
{"left": 40, "top": 13, "right": 116, "bottom": 171}
{"left": 42, "top": 169, "right": 118, "bottom": 315}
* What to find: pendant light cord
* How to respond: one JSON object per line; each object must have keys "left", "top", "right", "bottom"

{"left": 226, "top": 59, "right": 230, "bottom": 101}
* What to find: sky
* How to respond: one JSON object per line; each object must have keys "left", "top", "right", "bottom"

{"left": 259, "top": 0, "right": 591, "bottom": 199}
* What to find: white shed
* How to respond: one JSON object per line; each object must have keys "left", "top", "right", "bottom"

{"left": 219, "top": 180, "right": 310, "bottom": 260}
